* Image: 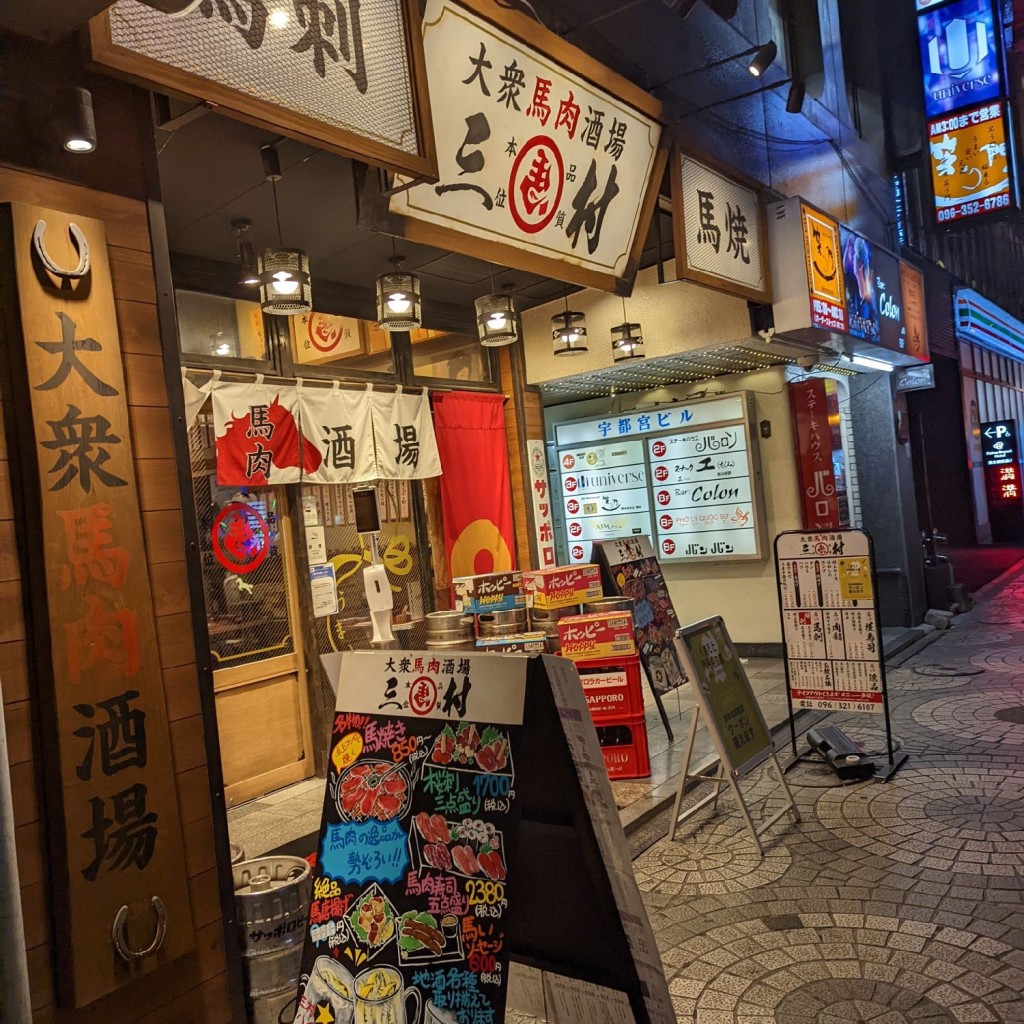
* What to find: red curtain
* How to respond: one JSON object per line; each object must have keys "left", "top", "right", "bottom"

{"left": 433, "top": 392, "right": 516, "bottom": 580}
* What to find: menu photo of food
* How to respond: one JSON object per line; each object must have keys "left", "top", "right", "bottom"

{"left": 397, "top": 910, "right": 465, "bottom": 965}
{"left": 346, "top": 883, "right": 399, "bottom": 962}
{"left": 410, "top": 814, "right": 508, "bottom": 883}
{"left": 332, "top": 760, "right": 412, "bottom": 822}
{"left": 428, "top": 723, "right": 512, "bottom": 775}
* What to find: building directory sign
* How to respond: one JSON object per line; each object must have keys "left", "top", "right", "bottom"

{"left": 555, "top": 395, "right": 764, "bottom": 564}
{"left": 774, "top": 530, "right": 884, "bottom": 714}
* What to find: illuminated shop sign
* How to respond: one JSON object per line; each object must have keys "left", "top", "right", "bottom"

{"left": 917, "top": 0, "right": 1001, "bottom": 118}
{"left": 981, "top": 419, "right": 1022, "bottom": 507}
{"left": 839, "top": 227, "right": 906, "bottom": 352}
{"left": 928, "top": 101, "right": 1013, "bottom": 222}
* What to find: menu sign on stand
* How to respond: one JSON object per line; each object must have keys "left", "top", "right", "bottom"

{"left": 310, "top": 651, "right": 675, "bottom": 1024}
{"left": 773, "top": 529, "right": 905, "bottom": 779}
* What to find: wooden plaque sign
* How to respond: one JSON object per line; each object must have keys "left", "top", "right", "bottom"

{"left": 0, "top": 204, "right": 194, "bottom": 1007}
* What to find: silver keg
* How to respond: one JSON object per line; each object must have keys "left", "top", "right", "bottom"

{"left": 230, "top": 843, "right": 246, "bottom": 865}
{"left": 425, "top": 610, "right": 475, "bottom": 647}
{"left": 234, "top": 855, "right": 311, "bottom": 1024}
{"left": 477, "top": 608, "right": 528, "bottom": 637}
{"left": 582, "top": 596, "right": 635, "bottom": 615}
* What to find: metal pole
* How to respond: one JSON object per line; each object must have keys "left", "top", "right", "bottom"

{"left": 0, "top": 692, "right": 33, "bottom": 1023}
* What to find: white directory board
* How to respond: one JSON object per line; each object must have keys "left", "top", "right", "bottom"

{"left": 774, "top": 530, "right": 884, "bottom": 714}
{"left": 555, "top": 394, "right": 765, "bottom": 563}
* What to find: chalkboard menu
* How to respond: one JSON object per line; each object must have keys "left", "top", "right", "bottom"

{"left": 596, "top": 536, "right": 685, "bottom": 694}
{"left": 295, "top": 652, "right": 527, "bottom": 1024}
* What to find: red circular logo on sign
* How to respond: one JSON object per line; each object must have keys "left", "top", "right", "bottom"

{"left": 652, "top": 440, "right": 667, "bottom": 457}
{"left": 659, "top": 514, "right": 674, "bottom": 530}
{"left": 656, "top": 490, "right": 671, "bottom": 506}
{"left": 564, "top": 476, "right": 578, "bottom": 492}
{"left": 566, "top": 498, "right": 580, "bottom": 515}
{"left": 212, "top": 503, "right": 270, "bottom": 575}
{"left": 571, "top": 545, "right": 584, "bottom": 560}
{"left": 409, "top": 676, "right": 438, "bottom": 716}
{"left": 509, "top": 136, "right": 565, "bottom": 234}
{"left": 569, "top": 522, "right": 583, "bottom": 537}
{"left": 662, "top": 538, "right": 676, "bottom": 555}
{"left": 654, "top": 465, "right": 669, "bottom": 482}
{"left": 562, "top": 454, "right": 576, "bottom": 470}
{"left": 307, "top": 312, "right": 346, "bottom": 353}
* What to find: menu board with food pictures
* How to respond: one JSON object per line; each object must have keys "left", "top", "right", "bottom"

{"left": 774, "top": 530, "right": 884, "bottom": 714}
{"left": 295, "top": 652, "right": 527, "bottom": 1024}
{"left": 595, "top": 536, "right": 685, "bottom": 694}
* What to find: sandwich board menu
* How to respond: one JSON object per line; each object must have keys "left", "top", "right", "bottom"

{"left": 305, "top": 651, "right": 675, "bottom": 1024}
{"left": 774, "top": 530, "right": 884, "bottom": 715}
{"left": 294, "top": 652, "right": 526, "bottom": 1024}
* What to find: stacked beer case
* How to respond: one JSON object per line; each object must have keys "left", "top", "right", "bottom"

{"left": 529, "top": 567, "right": 651, "bottom": 781}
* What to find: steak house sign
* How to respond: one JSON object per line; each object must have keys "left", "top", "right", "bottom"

{"left": 390, "top": 0, "right": 667, "bottom": 292}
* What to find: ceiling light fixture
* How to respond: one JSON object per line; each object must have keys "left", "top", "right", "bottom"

{"left": 611, "top": 296, "right": 644, "bottom": 362}
{"left": 376, "top": 238, "right": 422, "bottom": 332}
{"left": 552, "top": 293, "right": 587, "bottom": 356}
{"left": 257, "top": 144, "right": 312, "bottom": 316}
{"left": 62, "top": 86, "right": 97, "bottom": 154}
{"left": 847, "top": 353, "right": 894, "bottom": 373}
{"left": 232, "top": 218, "right": 259, "bottom": 287}
{"left": 475, "top": 271, "right": 519, "bottom": 347}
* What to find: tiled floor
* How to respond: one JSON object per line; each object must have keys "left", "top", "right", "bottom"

{"left": 226, "top": 777, "right": 324, "bottom": 863}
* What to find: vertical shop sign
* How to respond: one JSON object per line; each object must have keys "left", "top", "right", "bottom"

{"left": 295, "top": 651, "right": 526, "bottom": 1024}
{"left": 774, "top": 530, "right": 884, "bottom": 714}
{"left": 671, "top": 149, "right": 770, "bottom": 303}
{"left": 389, "top": 0, "right": 665, "bottom": 292}
{"left": 370, "top": 387, "right": 443, "bottom": 480}
{"left": 801, "top": 204, "right": 847, "bottom": 332}
{"left": 213, "top": 379, "right": 320, "bottom": 485}
{"left": 526, "top": 439, "right": 556, "bottom": 567}
{"left": 297, "top": 383, "right": 378, "bottom": 483}
{"left": 434, "top": 392, "right": 516, "bottom": 578}
{"left": 0, "top": 204, "right": 193, "bottom": 1006}
{"left": 900, "top": 262, "right": 931, "bottom": 361}
{"left": 789, "top": 380, "right": 843, "bottom": 530}
{"left": 981, "top": 419, "right": 1022, "bottom": 506}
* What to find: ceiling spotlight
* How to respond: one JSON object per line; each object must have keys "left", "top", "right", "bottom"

{"left": 748, "top": 40, "right": 777, "bottom": 77}
{"left": 62, "top": 87, "right": 97, "bottom": 154}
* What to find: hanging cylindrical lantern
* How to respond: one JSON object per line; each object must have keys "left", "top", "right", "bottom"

{"left": 475, "top": 292, "right": 519, "bottom": 347}
{"left": 611, "top": 321, "right": 644, "bottom": 362}
{"left": 552, "top": 309, "right": 588, "bottom": 356}
{"left": 376, "top": 258, "right": 422, "bottom": 332}
{"left": 258, "top": 247, "right": 312, "bottom": 315}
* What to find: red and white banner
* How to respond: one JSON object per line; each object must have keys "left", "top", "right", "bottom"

{"left": 212, "top": 378, "right": 319, "bottom": 486}
{"left": 369, "top": 386, "right": 442, "bottom": 480}
{"left": 296, "top": 381, "right": 377, "bottom": 483}
{"left": 434, "top": 392, "right": 515, "bottom": 578}
{"left": 789, "top": 379, "right": 842, "bottom": 530}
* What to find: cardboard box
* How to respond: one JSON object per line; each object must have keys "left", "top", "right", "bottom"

{"left": 453, "top": 571, "right": 525, "bottom": 614}
{"left": 475, "top": 632, "right": 547, "bottom": 654}
{"left": 557, "top": 611, "right": 636, "bottom": 662}
{"left": 525, "top": 564, "right": 603, "bottom": 610}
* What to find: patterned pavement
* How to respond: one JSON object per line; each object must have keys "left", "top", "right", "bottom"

{"left": 624, "top": 567, "right": 1024, "bottom": 1022}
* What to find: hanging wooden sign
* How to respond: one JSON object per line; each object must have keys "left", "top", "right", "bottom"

{"left": 0, "top": 204, "right": 194, "bottom": 1007}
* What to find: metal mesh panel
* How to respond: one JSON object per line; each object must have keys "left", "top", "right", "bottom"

{"left": 108, "top": 0, "right": 419, "bottom": 154}
{"left": 189, "top": 412, "right": 295, "bottom": 669}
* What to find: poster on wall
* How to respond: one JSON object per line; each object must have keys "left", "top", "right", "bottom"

{"left": 389, "top": 0, "right": 665, "bottom": 292}
{"left": 295, "top": 651, "right": 527, "bottom": 1024}
{"left": 774, "top": 530, "right": 885, "bottom": 714}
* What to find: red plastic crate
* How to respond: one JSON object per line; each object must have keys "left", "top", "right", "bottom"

{"left": 577, "top": 655, "right": 644, "bottom": 723}
{"left": 595, "top": 713, "right": 650, "bottom": 780}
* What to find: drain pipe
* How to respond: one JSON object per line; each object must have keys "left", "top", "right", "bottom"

{"left": 0, "top": 693, "right": 32, "bottom": 1022}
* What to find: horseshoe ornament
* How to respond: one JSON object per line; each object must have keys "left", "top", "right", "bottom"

{"left": 32, "top": 219, "right": 91, "bottom": 280}
{"left": 112, "top": 896, "right": 168, "bottom": 963}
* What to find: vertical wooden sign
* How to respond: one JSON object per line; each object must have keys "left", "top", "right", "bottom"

{"left": 0, "top": 204, "right": 194, "bottom": 1007}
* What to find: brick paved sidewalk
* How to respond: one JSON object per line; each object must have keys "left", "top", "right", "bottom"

{"left": 630, "top": 568, "right": 1024, "bottom": 1023}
